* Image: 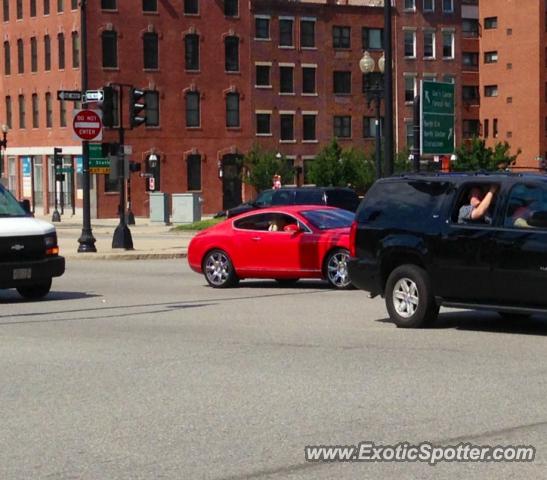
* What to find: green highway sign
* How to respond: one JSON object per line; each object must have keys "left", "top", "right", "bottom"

{"left": 89, "top": 143, "right": 110, "bottom": 174}
{"left": 421, "top": 81, "right": 455, "bottom": 156}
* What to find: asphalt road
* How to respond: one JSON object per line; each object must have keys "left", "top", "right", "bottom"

{"left": 1, "top": 260, "right": 546, "bottom": 479}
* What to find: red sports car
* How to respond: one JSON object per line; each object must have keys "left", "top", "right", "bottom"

{"left": 188, "top": 206, "right": 354, "bottom": 289}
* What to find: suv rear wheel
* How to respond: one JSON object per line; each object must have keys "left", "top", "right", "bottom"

{"left": 385, "top": 265, "right": 439, "bottom": 328}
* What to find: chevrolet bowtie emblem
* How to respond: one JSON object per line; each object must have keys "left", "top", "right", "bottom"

{"left": 10, "top": 244, "right": 25, "bottom": 251}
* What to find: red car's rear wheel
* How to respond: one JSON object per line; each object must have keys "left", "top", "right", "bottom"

{"left": 202, "top": 249, "right": 239, "bottom": 288}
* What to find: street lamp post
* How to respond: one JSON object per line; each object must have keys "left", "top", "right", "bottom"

{"left": 0, "top": 125, "right": 8, "bottom": 181}
{"left": 360, "top": 51, "right": 385, "bottom": 180}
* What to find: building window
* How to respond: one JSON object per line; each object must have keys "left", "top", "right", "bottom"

{"left": 16, "top": 0, "right": 22, "bottom": 19}
{"left": 58, "top": 32, "right": 65, "bottom": 69}
{"left": 362, "top": 27, "right": 383, "bottom": 50}
{"left": 45, "top": 92, "right": 52, "bottom": 127}
{"left": 224, "top": 0, "right": 237, "bottom": 17}
{"left": 333, "top": 71, "right": 351, "bottom": 95}
{"left": 5, "top": 96, "right": 12, "bottom": 128}
{"left": 32, "top": 94, "right": 39, "bottom": 128}
{"left": 462, "top": 19, "right": 479, "bottom": 38}
{"left": 404, "top": 30, "right": 416, "bottom": 57}
{"left": 256, "top": 112, "right": 271, "bottom": 135}
{"left": 3, "top": 41, "right": 9, "bottom": 75}
{"left": 442, "top": 0, "right": 453, "bottom": 13}
{"left": 280, "top": 66, "right": 294, "bottom": 93}
{"left": 334, "top": 116, "right": 351, "bottom": 138}
{"left": 423, "top": 0, "right": 434, "bottom": 12}
{"left": 363, "top": 116, "right": 384, "bottom": 138}
{"left": 484, "top": 51, "right": 498, "bottom": 64}
{"left": 17, "top": 39, "right": 24, "bottom": 73}
{"left": 255, "top": 64, "right": 271, "bottom": 87}
{"left": 484, "top": 85, "right": 498, "bottom": 97}
{"left": 462, "top": 85, "right": 479, "bottom": 102}
{"left": 18, "top": 94, "right": 25, "bottom": 129}
{"left": 443, "top": 74, "right": 455, "bottom": 84}
{"left": 483, "top": 118, "right": 489, "bottom": 137}
{"left": 462, "top": 51, "right": 478, "bottom": 69}
{"left": 185, "top": 91, "right": 200, "bottom": 127}
{"left": 333, "top": 26, "right": 350, "bottom": 49}
{"left": 484, "top": 17, "right": 497, "bottom": 29}
{"left": 493, "top": 118, "right": 498, "bottom": 138}
{"left": 463, "top": 120, "right": 480, "bottom": 138}
{"left": 102, "top": 31, "right": 117, "bottom": 68}
{"left": 303, "top": 114, "right": 316, "bottom": 141}
{"left": 255, "top": 16, "right": 269, "bottom": 39}
{"left": 303, "top": 158, "right": 314, "bottom": 184}
{"left": 143, "top": 32, "right": 158, "bottom": 69}
{"left": 3, "top": 0, "right": 9, "bottom": 21}
{"left": 44, "top": 0, "right": 50, "bottom": 15}
{"left": 423, "top": 31, "right": 435, "bottom": 59}
{"left": 405, "top": 121, "right": 414, "bottom": 147}
{"left": 187, "top": 155, "right": 201, "bottom": 191}
{"left": 57, "top": 0, "right": 64, "bottom": 13}
{"left": 44, "top": 35, "right": 51, "bottom": 70}
{"left": 71, "top": 0, "right": 77, "bottom": 10}
{"left": 300, "top": 19, "right": 315, "bottom": 48}
{"left": 101, "top": 0, "right": 116, "bottom": 9}
{"left": 279, "top": 18, "right": 293, "bottom": 47}
{"left": 302, "top": 66, "right": 316, "bottom": 94}
{"left": 30, "top": 0, "right": 36, "bottom": 17}
{"left": 184, "top": 0, "right": 198, "bottom": 14}
{"left": 142, "top": 0, "right": 157, "bottom": 12}
{"left": 442, "top": 31, "right": 454, "bottom": 58}
{"left": 226, "top": 92, "right": 240, "bottom": 128}
{"left": 144, "top": 91, "right": 159, "bottom": 126}
{"left": 72, "top": 31, "right": 80, "bottom": 68}
{"left": 59, "top": 99, "right": 66, "bottom": 127}
{"left": 185, "top": 34, "right": 199, "bottom": 70}
{"left": 404, "top": 0, "right": 415, "bottom": 11}
{"left": 224, "top": 36, "right": 239, "bottom": 72}
{"left": 280, "top": 113, "right": 294, "bottom": 141}
{"left": 404, "top": 75, "right": 416, "bottom": 102}
{"left": 30, "top": 37, "right": 37, "bottom": 72}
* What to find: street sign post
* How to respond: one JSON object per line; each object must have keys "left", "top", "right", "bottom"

{"left": 57, "top": 90, "right": 82, "bottom": 102}
{"left": 420, "top": 81, "right": 455, "bottom": 156}
{"left": 73, "top": 109, "right": 103, "bottom": 142}
{"left": 89, "top": 143, "right": 110, "bottom": 174}
{"left": 85, "top": 90, "right": 104, "bottom": 102}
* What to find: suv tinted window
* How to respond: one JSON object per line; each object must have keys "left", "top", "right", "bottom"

{"left": 357, "top": 180, "right": 450, "bottom": 229}
{"left": 255, "top": 189, "right": 274, "bottom": 206}
{"left": 271, "top": 190, "right": 296, "bottom": 205}
{"left": 326, "top": 189, "right": 359, "bottom": 210}
{"left": 294, "top": 189, "right": 324, "bottom": 204}
{"left": 504, "top": 183, "right": 547, "bottom": 229}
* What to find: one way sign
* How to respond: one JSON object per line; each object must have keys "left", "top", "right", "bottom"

{"left": 57, "top": 90, "right": 82, "bottom": 101}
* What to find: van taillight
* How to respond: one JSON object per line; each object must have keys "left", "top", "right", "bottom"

{"left": 349, "top": 221, "right": 357, "bottom": 257}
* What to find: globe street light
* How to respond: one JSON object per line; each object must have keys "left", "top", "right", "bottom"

{"left": 360, "top": 51, "right": 385, "bottom": 180}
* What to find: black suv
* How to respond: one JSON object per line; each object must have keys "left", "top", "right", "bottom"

{"left": 348, "top": 173, "right": 547, "bottom": 328}
{"left": 226, "top": 187, "right": 360, "bottom": 218}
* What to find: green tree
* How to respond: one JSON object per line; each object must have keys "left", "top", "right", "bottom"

{"left": 308, "top": 139, "right": 345, "bottom": 187}
{"left": 453, "top": 137, "right": 520, "bottom": 172}
{"left": 243, "top": 145, "right": 294, "bottom": 192}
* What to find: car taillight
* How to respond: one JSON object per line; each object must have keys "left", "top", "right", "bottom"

{"left": 349, "top": 221, "right": 357, "bottom": 257}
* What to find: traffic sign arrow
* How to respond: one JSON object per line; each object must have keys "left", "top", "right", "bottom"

{"left": 57, "top": 90, "right": 82, "bottom": 101}
{"left": 85, "top": 90, "right": 104, "bottom": 102}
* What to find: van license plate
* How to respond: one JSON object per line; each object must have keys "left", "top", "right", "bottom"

{"left": 13, "top": 268, "right": 32, "bottom": 280}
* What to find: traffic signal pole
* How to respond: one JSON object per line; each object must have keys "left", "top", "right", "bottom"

{"left": 77, "top": 0, "right": 97, "bottom": 252}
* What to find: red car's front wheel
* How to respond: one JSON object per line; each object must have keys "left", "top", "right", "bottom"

{"left": 325, "top": 248, "right": 352, "bottom": 289}
{"left": 202, "top": 249, "right": 239, "bottom": 288}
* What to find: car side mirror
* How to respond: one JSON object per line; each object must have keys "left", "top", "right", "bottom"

{"left": 19, "top": 199, "right": 31, "bottom": 215}
{"left": 527, "top": 210, "right": 547, "bottom": 228}
{"left": 283, "top": 224, "right": 301, "bottom": 234}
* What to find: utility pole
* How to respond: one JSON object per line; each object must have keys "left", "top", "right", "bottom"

{"left": 383, "top": 0, "right": 395, "bottom": 176}
{"left": 77, "top": 0, "right": 97, "bottom": 252}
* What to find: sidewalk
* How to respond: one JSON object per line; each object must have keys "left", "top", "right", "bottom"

{"left": 36, "top": 214, "right": 195, "bottom": 261}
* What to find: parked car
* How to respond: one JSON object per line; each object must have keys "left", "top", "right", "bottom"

{"left": 225, "top": 187, "right": 360, "bottom": 218}
{"left": 348, "top": 172, "right": 547, "bottom": 328}
{"left": 188, "top": 205, "right": 354, "bottom": 289}
{"left": 0, "top": 183, "right": 65, "bottom": 299}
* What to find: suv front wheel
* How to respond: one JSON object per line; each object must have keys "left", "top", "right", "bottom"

{"left": 385, "top": 265, "right": 439, "bottom": 328}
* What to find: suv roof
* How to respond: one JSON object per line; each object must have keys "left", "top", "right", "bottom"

{"left": 384, "top": 171, "right": 547, "bottom": 185}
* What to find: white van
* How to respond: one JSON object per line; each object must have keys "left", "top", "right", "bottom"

{"left": 0, "top": 183, "right": 65, "bottom": 299}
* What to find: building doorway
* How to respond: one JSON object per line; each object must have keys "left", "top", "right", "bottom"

{"left": 222, "top": 154, "right": 242, "bottom": 210}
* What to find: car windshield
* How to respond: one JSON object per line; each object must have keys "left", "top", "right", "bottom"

{"left": 255, "top": 190, "right": 274, "bottom": 206}
{"left": 0, "top": 185, "right": 26, "bottom": 217}
{"left": 300, "top": 209, "right": 354, "bottom": 230}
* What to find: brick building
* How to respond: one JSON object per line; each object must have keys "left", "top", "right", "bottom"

{"left": 0, "top": 0, "right": 481, "bottom": 218}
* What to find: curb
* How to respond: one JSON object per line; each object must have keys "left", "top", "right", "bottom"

{"left": 63, "top": 252, "right": 187, "bottom": 261}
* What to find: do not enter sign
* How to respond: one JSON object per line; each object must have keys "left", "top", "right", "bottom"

{"left": 73, "top": 109, "right": 103, "bottom": 141}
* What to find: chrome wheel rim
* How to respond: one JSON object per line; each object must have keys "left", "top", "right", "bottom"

{"left": 205, "top": 252, "right": 231, "bottom": 286}
{"left": 392, "top": 277, "right": 419, "bottom": 318}
{"left": 327, "top": 251, "right": 350, "bottom": 288}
